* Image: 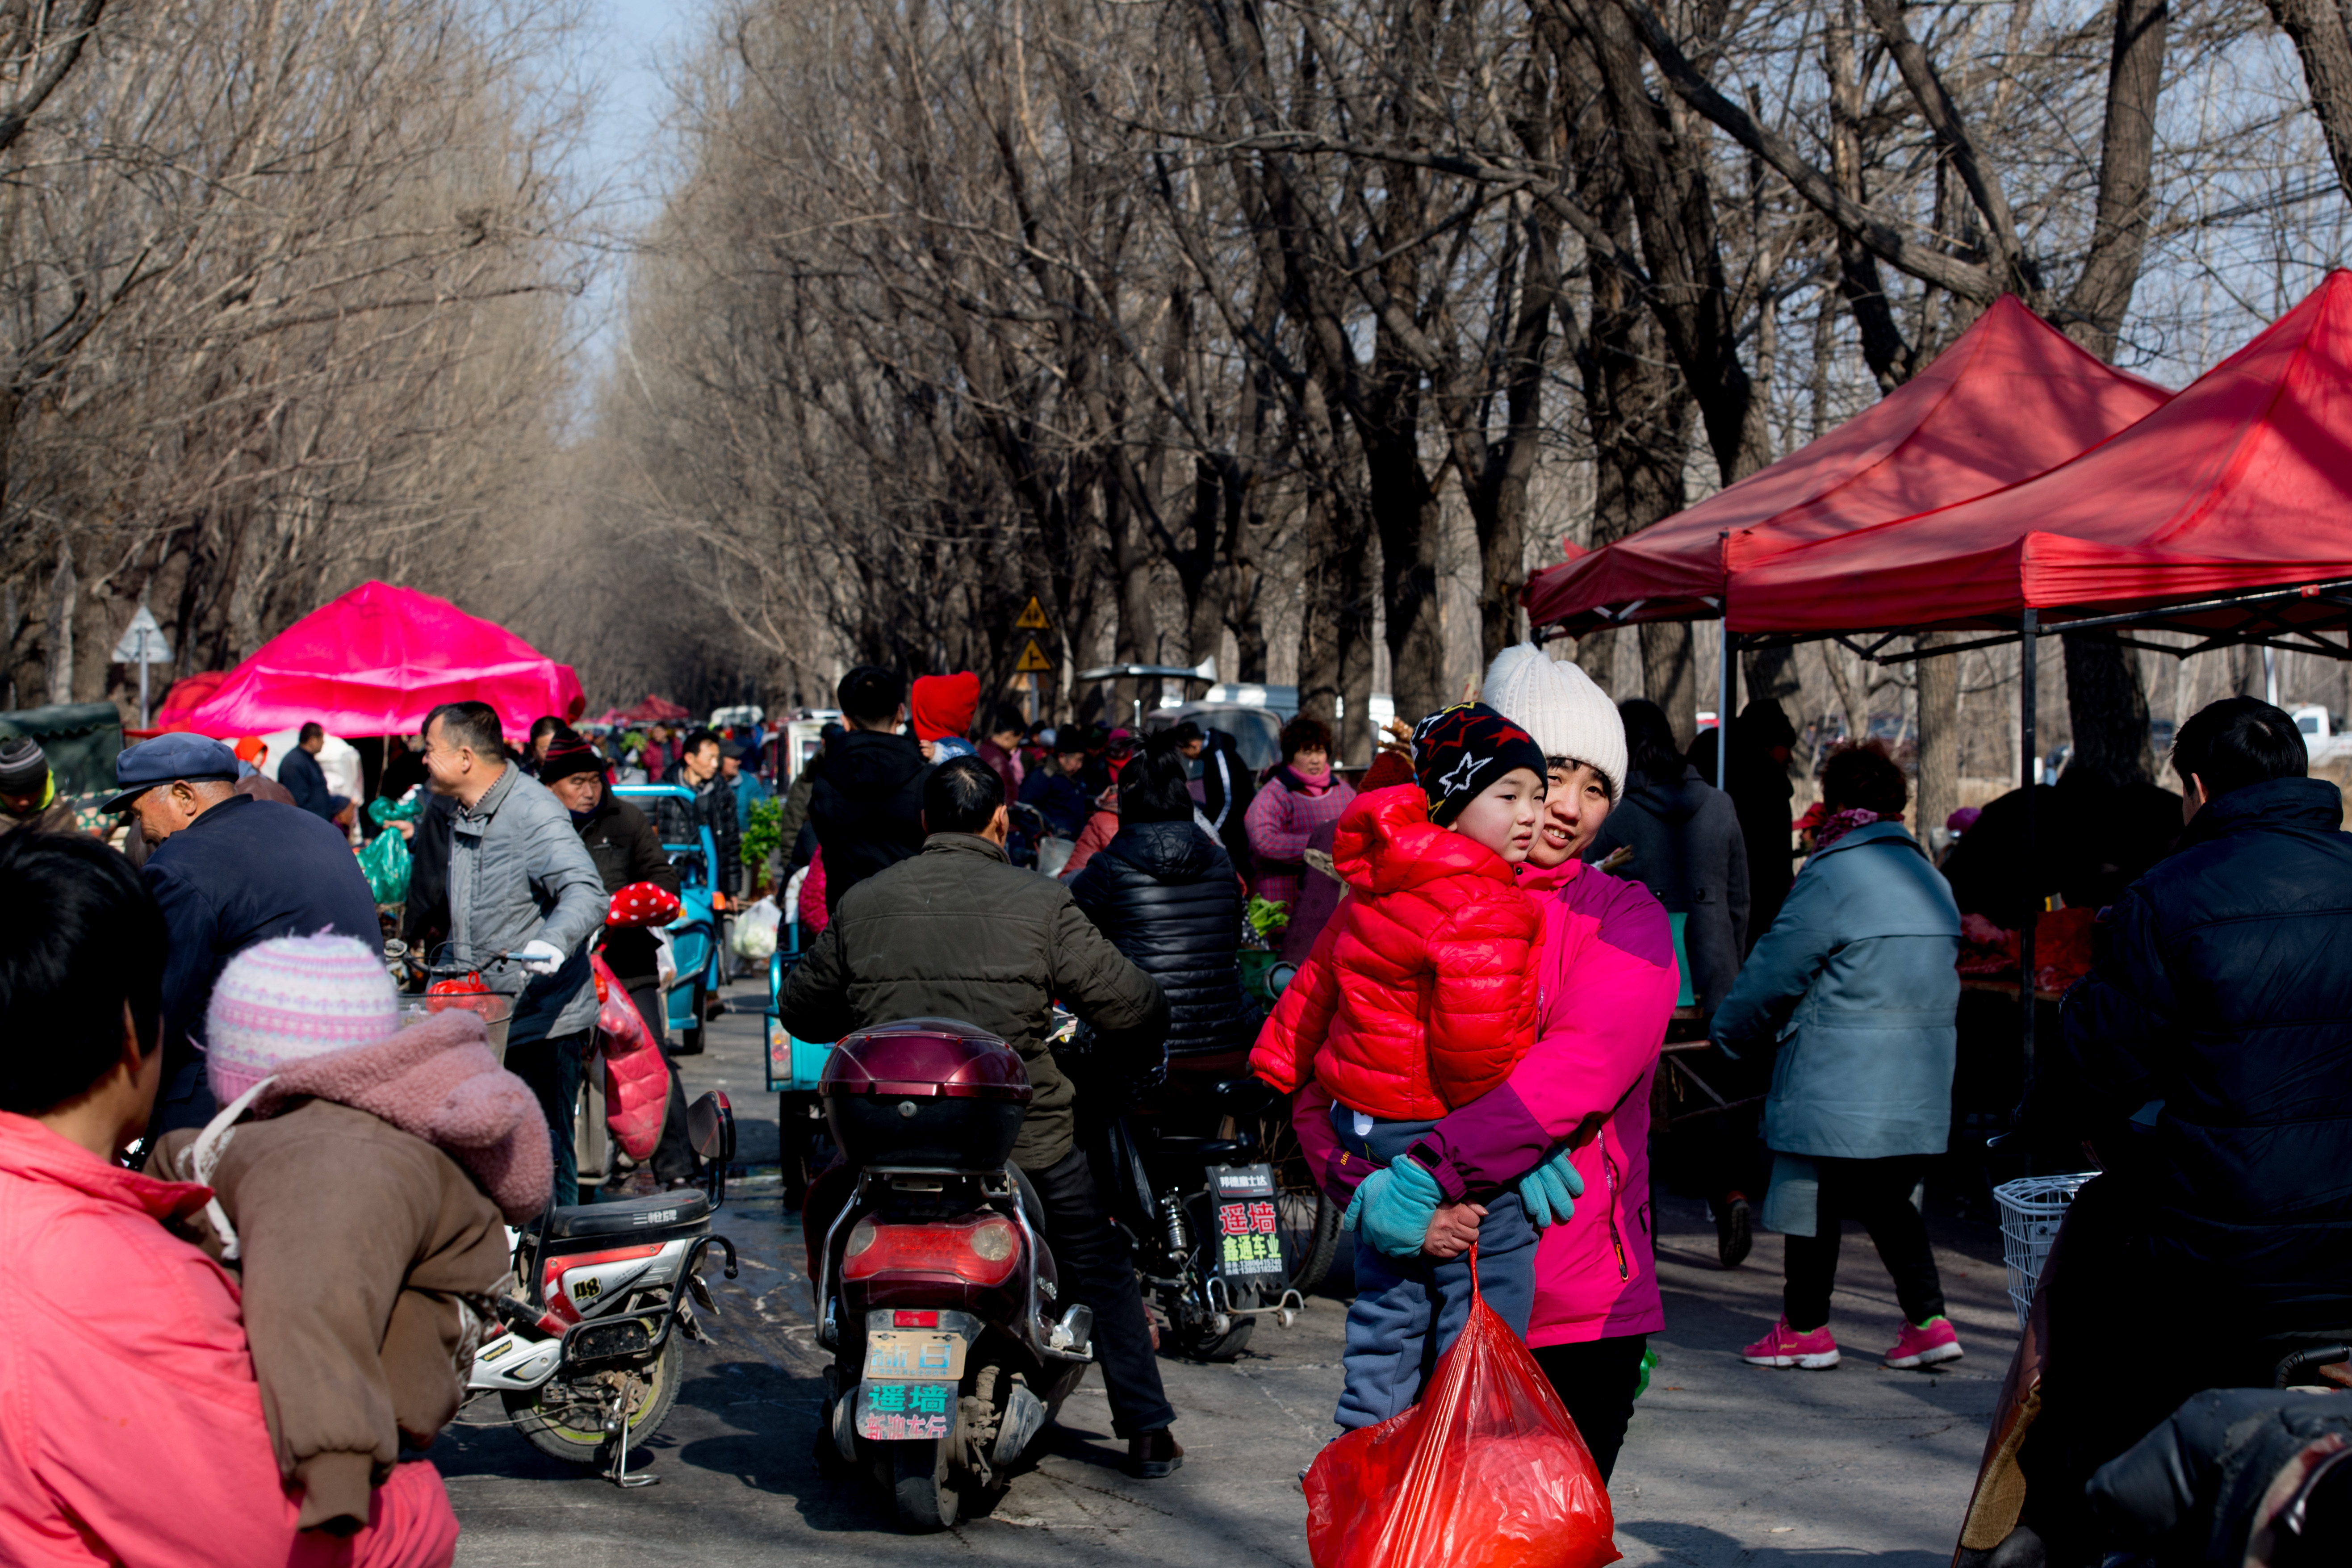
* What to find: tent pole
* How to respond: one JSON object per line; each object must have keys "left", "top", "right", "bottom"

{"left": 2018, "top": 609, "right": 2038, "bottom": 1158}
{"left": 1718, "top": 617, "right": 1734, "bottom": 786}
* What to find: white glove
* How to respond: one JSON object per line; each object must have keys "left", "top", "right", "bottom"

{"left": 514, "top": 939, "right": 566, "bottom": 976}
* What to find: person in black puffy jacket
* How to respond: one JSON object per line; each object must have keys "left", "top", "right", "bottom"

{"left": 1068, "top": 733, "right": 1253, "bottom": 1069}
{"left": 2008, "top": 696, "right": 2352, "bottom": 1565}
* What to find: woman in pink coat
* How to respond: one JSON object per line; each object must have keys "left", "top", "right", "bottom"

{"left": 0, "top": 832, "right": 456, "bottom": 1567}
{"left": 1296, "top": 646, "right": 1675, "bottom": 1480}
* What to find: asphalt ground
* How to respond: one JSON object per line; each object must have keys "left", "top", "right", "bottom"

{"left": 444, "top": 970, "right": 2017, "bottom": 1566}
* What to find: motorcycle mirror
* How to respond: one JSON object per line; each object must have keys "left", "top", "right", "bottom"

{"left": 688, "top": 1090, "right": 736, "bottom": 1164}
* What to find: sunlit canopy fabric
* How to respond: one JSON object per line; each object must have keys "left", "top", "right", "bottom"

{"left": 174, "top": 581, "right": 584, "bottom": 739}
{"left": 1522, "top": 296, "right": 2171, "bottom": 634}
{"left": 152, "top": 671, "right": 229, "bottom": 731}
{"left": 1730, "top": 272, "right": 2352, "bottom": 634}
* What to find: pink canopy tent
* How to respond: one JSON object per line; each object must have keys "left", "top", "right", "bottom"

{"left": 1730, "top": 270, "right": 2352, "bottom": 637}
{"left": 172, "top": 581, "right": 584, "bottom": 738}
{"left": 618, "top": 694, "right": 691, "bottom": 724}
{"left": 1523, "top": 296, "right": 2171, "bottom": 634}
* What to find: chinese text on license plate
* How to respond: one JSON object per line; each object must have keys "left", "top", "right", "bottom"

{"left": 1211, "top": 1163, "right": 1285, "bottom": 1277}
{"left": 855, "top": 1330, "right": 966, "bottom": 1440}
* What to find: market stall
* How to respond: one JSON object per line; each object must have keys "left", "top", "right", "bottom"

{"left": 168, "top": 580, "right": 583, "bottom": 739}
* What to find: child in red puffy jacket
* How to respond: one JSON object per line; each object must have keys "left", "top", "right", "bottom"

{"left": 1252, "top": 703, "right": 1547, "bottom": 1429}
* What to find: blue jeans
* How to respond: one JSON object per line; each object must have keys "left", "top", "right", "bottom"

{"left": 508, "top": 1030, "right": 583, "bottom": 1208}
{"left": 1334, "top": 1110, "right": 1537, "bottom": 1430}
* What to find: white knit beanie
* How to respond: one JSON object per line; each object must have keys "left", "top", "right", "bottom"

{"left": 1481, "top": 644, "right": 1629, "bottom": 803}
{"left": 205, "top": 933, "right": 401, "bottom": 1104}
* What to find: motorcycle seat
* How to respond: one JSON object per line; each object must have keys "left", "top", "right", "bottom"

{"left": 541, "top": 1190, "right": 712, "bottom": 1240}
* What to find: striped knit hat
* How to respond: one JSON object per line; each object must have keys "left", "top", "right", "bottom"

{"left": 206, "top": 933, "right": 401, "bottom": 1104}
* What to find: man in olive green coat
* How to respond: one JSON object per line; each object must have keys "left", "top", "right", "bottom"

{"left": 779, "top": 755, "right": 1184, "bottom": 1478}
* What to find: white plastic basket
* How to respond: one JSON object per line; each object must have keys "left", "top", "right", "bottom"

{"left": 1993, "top": 1172, "right": 2096, "bottom": 1330}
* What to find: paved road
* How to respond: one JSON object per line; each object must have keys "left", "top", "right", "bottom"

{"left": 446, "top": 972, "right": 2016, "bottom": 1565}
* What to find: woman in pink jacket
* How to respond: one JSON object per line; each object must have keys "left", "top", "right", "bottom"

{"left": 0, "top": 832, "right": 456, "bottom": 1567}
{"left": 1296, "top": 646, "right": 1676, "bottom": 1480}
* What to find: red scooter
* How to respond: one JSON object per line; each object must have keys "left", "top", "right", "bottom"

{"left": 804, "top": 1018, "right": 1097, "bottom": 1532}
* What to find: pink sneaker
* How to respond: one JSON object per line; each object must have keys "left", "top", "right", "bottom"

{"left": 1884, "top": 1316, "right": 1964, "bottom": 1369}
{"left": 1742, "top": 1317, "right": 1840, "bottom": 1369}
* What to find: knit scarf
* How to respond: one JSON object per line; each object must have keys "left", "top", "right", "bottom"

{"left": 1811, "top": 807, "right": 1881, "bottom": 854}
{"left": 1272, "top": 763, "right": 1334, "bottom": 796}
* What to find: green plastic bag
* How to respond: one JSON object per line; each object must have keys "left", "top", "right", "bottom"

{"left": 368, "top": 790, "right": 424, "bottom": 825}
{"left": 358, "top": 825, "right": 411, "bottom": 904}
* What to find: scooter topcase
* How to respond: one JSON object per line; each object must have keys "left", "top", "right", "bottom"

{"left": 821, "top": 1016, "right": 1033, "bottom": 1171}
{"left": 540, "top": 1190, "right": 712, "bottom": 1243}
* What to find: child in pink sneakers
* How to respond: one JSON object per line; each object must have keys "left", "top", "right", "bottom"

{"left": 153, "top": 933, "right": 552, "bottom": 1534}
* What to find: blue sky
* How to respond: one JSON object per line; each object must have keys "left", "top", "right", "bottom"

{"left": 573, "top": 0, "right": 699, "bottom": 363}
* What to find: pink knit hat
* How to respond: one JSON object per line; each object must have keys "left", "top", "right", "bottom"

{"left": 206, "top": 934, "right": 400, "bottom": 1104}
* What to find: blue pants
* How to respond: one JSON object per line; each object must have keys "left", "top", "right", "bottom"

{"left": 1335, "top": 1111, "right": 1536, "bottom": 1430}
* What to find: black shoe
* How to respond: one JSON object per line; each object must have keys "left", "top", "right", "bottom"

{"left": 1126, "top": 1429, "right": 1184, "bottom": 1479}
{"left": 1716, "top": 1195, "right": 1754, "bottom": 1269}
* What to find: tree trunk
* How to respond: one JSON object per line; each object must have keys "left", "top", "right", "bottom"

{"left": 1642, "top": 623, "right": 1697, "bottom": 747}
{"left": 1915, "top": 632, "right": 1959, "bottom": 844}
{"left": 2061, "top": 631, "right": 2155, "bottom": 786}
{"left": 1743, "top": 644, "right": 1802, "bottom": 707}
{"left": 2266, "top": 0, "right": 2352, "bottom": 201}
{"left": 43, "top": 539, "right": 74, "bottom": 704}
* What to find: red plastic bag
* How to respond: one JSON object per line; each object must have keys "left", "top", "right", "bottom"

{"left": 589, "top": 953, "right": 668, "bottom": 1160}
{"left": 1304, "top": 1251, "right": 1619, "bottom": 1568}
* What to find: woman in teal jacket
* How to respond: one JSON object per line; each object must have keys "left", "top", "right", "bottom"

{"left": 1712, "top": 744, "right": 1962, "bottom": 1374}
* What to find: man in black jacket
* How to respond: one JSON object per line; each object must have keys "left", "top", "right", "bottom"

{"left": 808, "top": 666, "right": 929, "bottom": 913}
{"left": 780, "top": 757, "right": 1183, "bottom": 1479}
{"left": 2013, "top": 697, "right": 2352, "bottom": 1564}
{"left": 661, "top": 727, "right": 742, "bottom": 906}
{"left": 103, "top": 733, "right": 379, "bottom": 1135}
{"left": 277, "top": 723, "right": 346, "bottom": 823}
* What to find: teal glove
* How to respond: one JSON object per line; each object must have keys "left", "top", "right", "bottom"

{"left": 1519, "top": 1147, "right": 1586, "bottom": 1230}
{"left": 1341, "top": 1154, "right": 1445, "bottom": 1257}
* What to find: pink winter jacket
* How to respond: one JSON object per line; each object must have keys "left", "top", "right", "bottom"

{"left": 0, "top": 1112, "right": 458, "bottom": 1567}
{"left": 1297, "top": 858, "right": 1678, "bottom": 1345}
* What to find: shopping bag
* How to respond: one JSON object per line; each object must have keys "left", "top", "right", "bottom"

{"left": 730, "top": 895, "right": 781, "bottom": 961}
{"left": 356, "top": 826, "right": 411, "bottom": 904}
{"left": 1304, "top": 1247, "right": 1619, "bottom": 1568}
{"left": 589, "top": 953, "right": 667, "bottom": 1161}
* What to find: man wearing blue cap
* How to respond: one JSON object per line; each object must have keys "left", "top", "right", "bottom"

{"left": 103, "top": 733, "right": 378, "bottom": 1136}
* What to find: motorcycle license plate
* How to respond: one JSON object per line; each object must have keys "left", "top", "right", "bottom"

{"left": 855, "top": 1379, "right": 956, "bottom": 1440}
{"left": 1209, "top": 1163, "right": 1285, "bottom": 1277}
{"left": 864, "top": 1330, "right": 966, "bottom": 1381}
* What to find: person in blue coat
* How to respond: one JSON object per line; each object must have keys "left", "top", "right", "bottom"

{"left": 1711, "top": 742, "right": 1962, "bottom": 1375}
{"left": 101, "top": 733, "right": 380, "bottom": 1137}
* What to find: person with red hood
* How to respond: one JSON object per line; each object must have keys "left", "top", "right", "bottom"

{"left": 1251, "top": 704, "right": 1548, "bottom": 1430}
{"left": 0, "top": 832, "right": 459, "bottom": 1566}
{"left": 911, "top": 670, "right": 981, "bottom": 762}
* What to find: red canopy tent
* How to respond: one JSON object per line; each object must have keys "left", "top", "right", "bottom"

{"left": 1523, "top": 296, "right": 2171, "bottom": 635}
{"left": 617, "top": 694, "right": 691, "bottom": 725}
{"left": 172, "top": 581, "right": 584, "bottom": 738}
{"left": 151, "top": 671, "right": 230, "bottom": 732}
{"left": 1732, "top": 270, "right": 2352, "bottom": 641}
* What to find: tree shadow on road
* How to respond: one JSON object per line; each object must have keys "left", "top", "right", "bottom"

{"left": 1619, "top": 1519, "right": 1951, "bottom": 1566}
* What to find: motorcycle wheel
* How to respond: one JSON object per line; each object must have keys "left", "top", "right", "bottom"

{"left": 502, "top": 1332, "right": 682, "bottom": 1467}
{"left": 1252, "top": 1104, "right": 1342, "bottom": 1294}
{"left": 889, "top": 1438, "right": 958, "bottom": 1532}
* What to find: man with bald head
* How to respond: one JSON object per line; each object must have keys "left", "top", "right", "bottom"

{"left": 103, "top": 733, "right": 378, "bottom": 1135}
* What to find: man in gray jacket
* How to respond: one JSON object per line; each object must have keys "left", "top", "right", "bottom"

{"left": 423, "top": 701, "right": 605, "bottom": 1204}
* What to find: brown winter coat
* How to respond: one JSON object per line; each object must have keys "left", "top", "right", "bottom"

{"left": 152, "top": 1012, "right": 543, "bottom": 1532}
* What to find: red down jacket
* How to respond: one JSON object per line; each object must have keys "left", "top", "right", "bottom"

{"left": 1251, "top": 786, "right": 1541, "bottom": 1121}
